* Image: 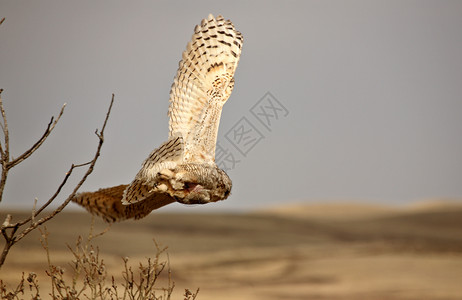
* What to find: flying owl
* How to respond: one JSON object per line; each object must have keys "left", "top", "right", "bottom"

{"left": 72, "top": 14, "right": 243, "bottom": 222}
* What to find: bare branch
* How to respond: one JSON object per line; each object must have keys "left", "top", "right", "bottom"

{"left": 98, "top": 93, "right": 114, "bottom": 138}
{"left": 0, "top": 104, "right": 67, "bottom": 225}
{"left": 29, "top": 164, "right": 75, "bottom": 220}
{"left": 13, "top": 94, "right": 115, "bottom": 243}
{"left": 0, "top": 89, "right": 9, "bottom": 159}
{"left": 31, "top": 198, "right": 38, "bottom": 224}
{"left": 0, "top": 94, "right": 115, "bottom": 269}
{"left": 9, "top": 162, "right": 79, "bottom": 229}
{"left": 0, "top": 93, "right": 67, "bottom": 204}
{"left": 0, "top": 89, "right": 10, "bottom": 204}
{"left": 1, "top": 163, "right": 76, "bottom": 230}
{"left": 1, "top": 214, "right": 11, "bottom": 228}
{"left": 0, "top": 224, "right": 18, "bottom": 267}
{"left": 8, "top": 103, "right": 66, "bottom": 169}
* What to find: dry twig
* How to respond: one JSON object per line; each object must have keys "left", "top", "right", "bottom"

{"left": 34, "top": 224, "right": 178, "bottom": 300}
{"left": 0, "top": 91, "right": 115, "bottom": 269}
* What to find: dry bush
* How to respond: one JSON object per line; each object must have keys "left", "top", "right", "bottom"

{"left": 0, "top": 89, "right": 114, "bottom": 268}
{"left": 0, "top": 18, "right": 114, "bottom": 269}
{"left": 0, "top": 17, "right": 199, "bottom": 298}
{"left": 0, "top": 222, "right": 199, "bottom": 300}
{"left": 0, "top": 90, "right": 198, "bottom": 299}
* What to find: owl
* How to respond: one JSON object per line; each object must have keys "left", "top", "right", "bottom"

{"left": 72, "top": 14, "right": 243, "bottom": 222}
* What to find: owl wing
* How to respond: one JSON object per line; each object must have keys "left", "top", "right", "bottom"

{"left": 72, "top": 137, "right": 182, "bottom": 221}
{"left": 168, "top": 14, "right": 243, "bottom": 162}
{"left": 73, "top": 15, "right": 241, "bottom": 221}
{"left": 73, "top": 184, "right": 175, "bottom": 222}
{"left": 122, "top": 136, "right": 184, "bottom": 205}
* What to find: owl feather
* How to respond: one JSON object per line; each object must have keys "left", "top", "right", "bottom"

{"left": 72, "top": 14, "right": 242, "bottom": 222}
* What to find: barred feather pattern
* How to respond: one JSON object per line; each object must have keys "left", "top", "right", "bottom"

{"left": 73, "top": 185, "right": 175, "bottom": 222}
{"left": 72, "top": 14, "right": 241, "bottom": 222}
{"left": 168, "top": 14, "right": 243, "bottom": 162}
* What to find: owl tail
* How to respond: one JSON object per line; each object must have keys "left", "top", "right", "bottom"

{"left": 72, "top": 184, "right": 175, "bottom": 222}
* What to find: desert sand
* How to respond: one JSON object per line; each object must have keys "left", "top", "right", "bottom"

{"left": 1, "top": 201, "right": 462, "bottom": 299}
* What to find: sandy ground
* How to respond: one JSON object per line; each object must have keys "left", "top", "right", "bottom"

{"left": 1, "top": 201, "right": 462, "bottom": 300}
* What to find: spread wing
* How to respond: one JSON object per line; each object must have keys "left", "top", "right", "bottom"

{"left": 168, "top": 14, "right": 243, "bottom": 162}
{"left": 123, "top": 14, "right": 242, "bottom": 206}
{"left": 73, "top": 184, "right": 175, "bottom": 222}
{"left": 72, "top": 14, "right": 242, "bottom": 221}
{"left": 122, "top": 136, "right": 184, "bottom": 205}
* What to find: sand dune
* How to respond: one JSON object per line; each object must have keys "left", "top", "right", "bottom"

{"left": 258, "top": 199, "right": 462, "bottom": 219}
{"left": 1, "top": 201, "right": 462, "bottom": 299}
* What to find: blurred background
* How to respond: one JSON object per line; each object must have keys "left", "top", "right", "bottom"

{"left": 1, "top": 2, "right": 462, "bottom": 299}
{"left": 1, "top": 1, "right": 461, "bottom": 212}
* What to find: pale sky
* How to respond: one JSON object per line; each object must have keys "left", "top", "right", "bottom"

{"left": 1, "top": 1, "right": 462, "bottom": 212}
